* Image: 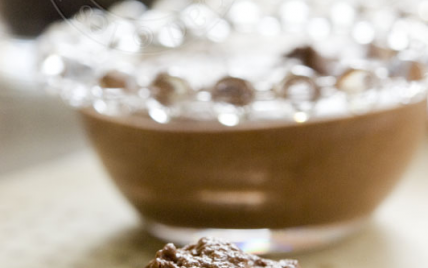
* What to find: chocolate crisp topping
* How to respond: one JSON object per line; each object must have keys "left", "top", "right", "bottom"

{"left": 145, "top": 238, "right": 300, "bottom": 268}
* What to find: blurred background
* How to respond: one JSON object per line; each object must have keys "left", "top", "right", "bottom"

{"left": 0, "top": 0, "right": 154, "bottom": 174}
{"left": 0, "top": 1, "right": 90, "bottom": 174}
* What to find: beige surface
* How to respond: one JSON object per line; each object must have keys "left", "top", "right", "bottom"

{"left": 0, "top": 83, "right": 85, "bottom": 174}
{"left": 0, "top": 139, "right": 427, "bottom": 268}
{"left": 0, "top": 38, "right": 85, "bottom": 175}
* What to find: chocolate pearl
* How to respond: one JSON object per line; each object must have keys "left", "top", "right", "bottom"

{"left": 149, "top": 73, "right": 191, "bottom": 106}
{"left": 211, "top": 77, "right": 255, "bottom": 106}
{"left": 99, "top": 70, "right": 137, "bottom": 92}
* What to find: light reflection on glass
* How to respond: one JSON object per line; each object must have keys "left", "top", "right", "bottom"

{"left": 293, "top": 111, "right": 309, "bottom": 123}
{"left": 197, "top": 190, "right": 267, "bottom": 206}
{"left": 331, "top": 1, "right": 356, "bottom": 27}
{"left": 388, "top": 29, "right": 409, "bottom": 51}
{"left": 218, "top": 113, "right": 240, "bottom": 127}
{"left": 149, "top": 107, "right": 171, "bottom": 124}
{"left": 418, "top": 1, "right": 428, "bottom": 21}
{"left": 352, "top": 21, "right": 375, "bottom": 45}
{"left": 207, "top": 19, "right": 231, "bottom": 42}
{"left": 228, "top": 0, "right": 261, "bottom": 32}
{"left": 158, "top": 23, "right": 185, "bottom": 48}
{"left": 280, "top": 0, "right": 309, "bottom": 25}
{"left": 257, "top": 16, "right": 281, "bottom": 36}
{"left": 41, "top": 55, "right": 65, "bottom": 76}
{"left": 307, "top": 17, "right": 330, "bottom": 40}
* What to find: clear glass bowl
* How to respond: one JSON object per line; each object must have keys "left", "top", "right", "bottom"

{"left": 38, "top": 0, "right": 428, "bottom": 253}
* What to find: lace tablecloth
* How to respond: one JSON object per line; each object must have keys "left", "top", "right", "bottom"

{"left": 1, "top": 140, "right": 428, "bottom": 268}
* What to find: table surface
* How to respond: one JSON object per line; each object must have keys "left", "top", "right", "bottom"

{"left": 0, "top": 138, "right": 427, "bottom": 268}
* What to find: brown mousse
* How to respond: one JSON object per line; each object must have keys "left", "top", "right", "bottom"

{"left": 80, "top": 100, "right": 427, "bottom": 229}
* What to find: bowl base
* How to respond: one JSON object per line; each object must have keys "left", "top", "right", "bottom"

{"left": 145, "top": 218, "right": 368, "bottom": 254}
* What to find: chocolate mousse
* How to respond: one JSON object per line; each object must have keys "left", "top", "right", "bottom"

{"left": 146, "top": 237, "right": 299, "bottom": 268}
{"left": 81, "top": 100, "right": 427, "bottom": 229}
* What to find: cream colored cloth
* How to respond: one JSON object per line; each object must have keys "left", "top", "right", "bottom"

{"left": 0, "top": 140, "right": 427, "bottom": 268}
